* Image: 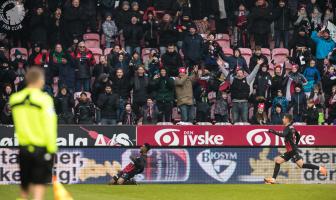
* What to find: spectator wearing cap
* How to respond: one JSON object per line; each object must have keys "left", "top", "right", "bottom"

{"left": 74, "top": 92, "right": 95, "bottom": 124}
{"left": 271, "top": 89, "right": 288, "bottom": 114}
{"left": 142, "top": 10, "right": 159, "bottom": 48}
{"left": 182, "top": 23, "right": 204, "bottom": 68}
{"left": 272, "top": 0, "right": 291, "bottom": 48}
{"left": 303, "top": 59, "right": 321, "bottom": 95}
{"left": 124, "top": 16, "right": 143, "bottom": 55}
{"left": 131, "top": 65, "right": 150, "bottom": 118}
{"left": 219, "top": 58, "right": 263, "bottom": 123}
{"left": 102, "top": 12, "right": 118, "bottom": 48}
{"left": 138, "top": 97, "right": 159, "bottom": 125}
{"left": 271, "top": 104, "right": 285, "bottom": 125}
{"left": 30, "top": 6, "right": 49, "bottom": 47}
{"left": 252, "top": 103, "right": 268, "bottom": 125}
{"left": 161, "top": 44, "right": 183, "bottom": 77}
{"left": 159, "top": 14, "right": 178, "bottom": 55}
{"left": 151, "top": 68, "right": 175, "bottom": 122}
{"left": 97, "top": 84, "right": 119, "bottom": 125}
{"left": 288, "top": 84, "right": 307, "bottom": 122}
{"left": 175, "top": 67, "right": 198, "bottom": 123}
{"left": 54, "top": 86, "right": 75, "bottom": 124}
{"left": 302, "top": 98, "right": 319, "bottom": 125}
{"left": 285, "top": 64, "right": 307, "bottom": 101}
{"left": 221, "top": 48, "right": 250, "bottom": 74}
{"left": 249, "top": 46, "right": 269, "bottom": 72}
{"left": 311, "top": 28, "right": 336, "bottom": 73}
{"left": 116, "top": 1, "right": 132, "bottom": 31}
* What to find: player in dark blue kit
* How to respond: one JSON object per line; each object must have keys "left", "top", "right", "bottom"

{"left": 264, "top": 114, "right": 328, "bottom": 184}
{"left": 109, "top": 143, "right": 151, "bottom": 185}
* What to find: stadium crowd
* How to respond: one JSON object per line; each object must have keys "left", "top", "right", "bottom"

{"left": 0, "top": 0, "right": 336, "bottom": 125}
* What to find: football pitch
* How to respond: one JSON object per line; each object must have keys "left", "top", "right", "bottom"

{"left": 0, "top": 184, "right": 335, "bottom": 200}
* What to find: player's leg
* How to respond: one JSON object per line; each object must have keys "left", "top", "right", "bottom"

{"left": 295, "top": 158, "right": 328, "bottom": 176}
{"left": 109, "top": 171, "right": 122, "bottom": 185}
{"left": 18, "top": 148, "right": 31, "bottom": 199}
{"left": 31, "top": 184, "right": 46, "bottom": 200}
{"left": 117, "top": 177, "right": 126, "bottom": 185}
{"left": 265, "top": 154, "right": 287, "bottom": 184}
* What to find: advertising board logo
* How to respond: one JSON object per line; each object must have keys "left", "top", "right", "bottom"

{"left": 196, "top": 149, "right": 237, "bottom": 182}
{"left": 0, "top": 0, "right": 25, "bottom": 31}
{"left": 246, "top": 129, "right": 271, "bottom": 146}
{"left": 154, "top": 129, "right": 180, "bottom": 146}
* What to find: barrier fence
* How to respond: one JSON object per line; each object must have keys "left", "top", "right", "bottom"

{"left": 0, "top": 125, "right": 335, "bottom": 184}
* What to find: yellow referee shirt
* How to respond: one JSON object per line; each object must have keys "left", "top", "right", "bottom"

{"left": 9, "top": 88, "right": 57, "bottom": 153}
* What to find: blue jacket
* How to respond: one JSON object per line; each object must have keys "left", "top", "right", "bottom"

{"left": 272, "top": 97, "right": 288, "bottom": 113}
{"left": 311, "top": 31, "right": 335, "bottom": 59}
{"left": 303, "top": 66, "right": 321, "bottom": 82}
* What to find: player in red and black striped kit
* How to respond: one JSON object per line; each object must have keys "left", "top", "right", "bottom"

{"left": 109, "top": 143, "right": 151, "bottom": 185}
{"left": 264, "top": 114, "right": 328, "bottom": 184}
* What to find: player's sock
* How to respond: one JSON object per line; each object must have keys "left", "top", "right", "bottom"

{"left": 272, "top": 163, "right": 280, "bottom": 179}
{"left": 302, "top": 163, "right": 319, "bottom": 170}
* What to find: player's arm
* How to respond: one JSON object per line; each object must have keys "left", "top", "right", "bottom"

{"left": 43, "top": 96, "right": 58, "bottom": 153}
{"left": 268, "top": 129, "right": 288, "bottom": 137}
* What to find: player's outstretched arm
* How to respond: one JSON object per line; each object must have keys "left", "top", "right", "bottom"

{"left": 268, "top": 129, "right": 286, "bottom": 137}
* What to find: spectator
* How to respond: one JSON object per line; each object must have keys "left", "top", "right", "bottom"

{"left": 111, "top": 68, "right": 132, "bottom": 118}
{"left": 182, "top": 23, "right": 204, "bottom": 68}
{"left": 222, "top": 48, "right": 250, "bottom": 74}
{"left": 249, "top": 46, "right": 268, "bottom": 72}
{"left": 119, "top": 103, "right": 137, "bottom": 125}
{"left": 248, "top": 0, "right": 272, "bottom": 48}
{"left": 128, "top": 51, "right": 142, "bottom": 72}
{"left": 0, "top": 84, "right": 13, "bottom": 111}
{"left": 310, "top": 8, "right": 322, "bottom": 29}
{"left": 107, "top": 45, "right": 127, "bottom": 66}
{"left": 176, "top": 10, "right": 193, "bottom": 50}
{"left": 213, "top": 0, "right": 233, "bottom": 34}
{"left": 92, "top": 73, "right": 112, "bottom": 103}
{"left": 273, "top": 0, "right": 291, "bottom": 48}
{"left": 151, "top": 68, "right": 175, "bottom": 122}
{"left": 100, "top": 0, "right": 117, "bottom": 17}
{"left": 49, "top": 8, "right": 64, "bottom": 48}
{"left": 54, "top": 86, "right": 75, "bottom": 124}
{"left": 28, "top": 43, "right": 49, "bottom": 68}
{"left": 311, "top": 29, "right": 335, "bottom": 73}
{"left": 0, "top": 61, "right": 16, "bottom": 91}
{"left": 293, "top": 5, "right": 311, "bottom": 34}
{"left": 190, "top": 0, "right": 214, "bottom": 20}
{"left": 327, "top": 85, "right": 336, "bottom": 124}
{"left": 72, "top": 41, "right": 96, "bottom": 92}
{"left": 144, "top": 49, "right": 160, "bottom": 78}
{"left": 30, "top": 6, "right": 49, "bottom": 47}
{"left": 289, "top": 27, "right": 313, "bottom": 64}
{"left": 124, "top": 16, "right": 143, "bottom": 55}
{"left": 309, "top": 84, "right": 325, "bottom": 108}
{"left": 159, "top": 14, "right": 178, "bottom": 55}
{"left": 322, "top": 8, "right": 334, "bottom": 26}
{"left": 0, "top": 103, "right": 12, "bottom": 124}
{"left": 286, "top": 65, "right": 307, "bottom": 101}
{"left": 143, "top": 10, "right": 159, "bottom": 47}
{"left": 288, "top": 84, "right": 307, "bottom": 122}
{"left": 102, "top": 13, "right": 118, "bottom": 48}
{"left": 161, "top": 44, "right": 183, "bottom": 77}
{"left": 175, "top": 67, "right": 197, "bottom": 123}
{"left": 272, "top": 89, "right": 288, "bottom": 114}
{"left": 254, "top": 63, "right": 272, "bottom": 99}
{"left": 219, "top": 59, "right": 262, "bottom": 123}
{"left": 302, "top": 99, "right": 319, "bottom": 125}
{"left": 303, "top": 59, "right": 321, "bottom": 95}
{"left": 195, "top": 87, "right": 210, "bottom": 122}
{"left": 252, "top": 103, "right": 268, "bottom": 125}
{"left": 97, "top": 84, "right": 119, "bottom": 125}
{"left": 233, "top": 3, "right": 249, "bottom": 47}
{"left": 115, "top": 1, "right": 132, "bottom": 31}
{"left": 74, "top": 92, "right": 95, "bottom": 124}
{"left": 271, "top": 104, "right": 284, "bottom": 125}
{"left": 271, "top": 64, "right": 287, "bottom": 98}
{"left": 132, "top": 66, "right": 150, "bottom": 118}
{"left": 50, "top": 44, "right": 75, "bottom": 92}
{"left": 203, "top": 33, "right": 224, "bottom": 72}
{"left": 130, "top": 2, "right": 143, "bottom": 21}
{"left": 114, "top": 53, "right": 131, "bottom": 76}
{"left": 214, "top": 91, "right": 229, "bottom": 122}
{"left": 322, "top": 65, "right": 336, "bottom": 101}
{"left": 93, "top": 55, "right": 112, "bottom": 81}
{"left": 138, "top": 98, "right": 159, "bottom": 124}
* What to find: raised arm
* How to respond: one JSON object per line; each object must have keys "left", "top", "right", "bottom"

{"left": 246, "top": 59, "right": 263, "bottom": 84}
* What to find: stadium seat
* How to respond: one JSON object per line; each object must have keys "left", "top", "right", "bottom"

{"left": 104, "top": 48, "right": 112, "bottom": 55}
{"left": 156, "top": 122, "right": 174, "bottom": 125}
{"left": 196, "top": 122, "right": 213, "bottom": 125}
{"left": 222, "top": 48, "right": 233, "bottom": 56}
{"left": 261, "top": 48, "right": 271, "bottom": 62}
{"left": 234, "top": 122, "right": 250, "bottom": 125}
{"left": 176, "top": 122, "right": 193, "bottom": 125}
{"left": 214, "top": 122, "right": 232, "bottom": 125}
{"left": 216, "top": 33, "right": 230, "bottom": 49}
{"left": 88, "top": 48, "right": 103, "bottom": 64}
{"left": 293, "top": 122, "right": 307, "bottom": 125}
{"left": 83, "top": 33, "right": 100, "bottom": 48}
{"left": 272, "top": 48, "right": 289, "bottom": 64}
{"left": 10, "top": 48, "right": 28, "bottom": 60}
{"left": 239, "top": 48, "right": 252, "bottom": 66}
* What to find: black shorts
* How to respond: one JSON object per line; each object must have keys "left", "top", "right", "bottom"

{"left": 113, "top": 170, "right": 135, "bottom": 182}
{"left": 280, "top": 150, "right": 303, "bottom": 162}
{"left": 19, "top": 146, "right": 54, "bottom": 189}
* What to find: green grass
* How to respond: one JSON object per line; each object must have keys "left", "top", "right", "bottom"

{"left": 0, "top": 184, "right": 335, "bottom": 200}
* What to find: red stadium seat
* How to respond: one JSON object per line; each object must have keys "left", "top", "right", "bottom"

{"left": 10, "top": 48, "right": 28, "bottom": 60}
{"left": 214, "top": 122, "right": 232, "bottom": 125}
{"left": 104, "top": 48, "right": 112, "bottom": 55}
{"left": 216, "top": 34, "right": 230, "bottom": 49}
{"left": 239, "top": 48, "right": 252, "bottom": 66}
{"left": 83, "top": 33, "right": 100, "bottom": 48}
{"left": 222, "top": 48, "right": 233, "bottom": 56}
{"left": 272, "top": 48, "right": 289, "bottom": 65}
{"left": 156, "top": 122, "right": 174, "bottom": 125}
{"left": 88, "top": 48, "right": 103, "bottom": 64}
{"left": 196, "top": 122, "right": 213, "bottom": 125}
{"left": 261, "top": 48, "right": 271, "bottom": 61}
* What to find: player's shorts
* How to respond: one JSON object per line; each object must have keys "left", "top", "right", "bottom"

{"left": 280, "top": 150, "right": 303, "bottom": 162}
{"left": 113, "top": 170, "right": 136, "bottom": 182}
{"left": 19, "top": 146, "right": 54, "bottom": 190}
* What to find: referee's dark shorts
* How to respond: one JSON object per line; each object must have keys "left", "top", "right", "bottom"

{"left": 19, "top": 146, "right": 54, "bottom": 189}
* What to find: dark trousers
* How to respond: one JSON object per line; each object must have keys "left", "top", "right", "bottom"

{"left": 157, "top": 101, "right": 173, "bottom": 122}
{"left": 254, "top": 33, "right": 269, "bottom": 48}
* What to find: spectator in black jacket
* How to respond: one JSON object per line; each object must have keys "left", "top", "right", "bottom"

{"left": 161, "top": 44, "right": 183, "bottom": 77}
{"left": 49, "top": 8, "right": 65, "bottom": 47}
{"left": 289, "top": 27, "right": 313, "bottom": 60}
{"left": 222, "top": 48, "right": 250, "bottom": 74}
{"left": 159, "top": 14, "right": 178, "bottom": 55}
{"left": 271, "top": 104, "right": 284, "bottom": 125}
{"left": 30, "top": 6, "right": 49, "bottom": 47}
{"left": 151, "top": 68, "right": 175, "bottom": 122}
{"left": 124, "top": 16, "right": 143, "bottom": 55}
{"left": 0, "top": 61, "right": 16, "bottom": 91}
{"left": 132, "top": 66, "right": 150, "bottom": 118}
{"left": 143, "top": 10, "right": 159, "bottom": 47}
{"left": 273, "top": 0, "right": 291, "bottom": 48}
{"left": 116, "top": 1, "right": 132, "bottom": 31}
{"left": 254, "top": 63, "right": 272, "bottom": 99}
{"left": 249, "top": 46, "right": 269, "bottom": 72}
{"left": 119, "top": 103, "right": 137, "bottom": 125}
{"left": 93, "top": 55, "right": 113, "bottom": 80}
{"left": 138, "top": 98, "right": 159, "bottom": 125}
{"left": 97, "top": 85, "right": 119, "bottom": 125}
{"left": 288, "top": 84, "right": 307, "bottom": 122}
{"left": 303, "top": 98, "right": 319, "bottom": 125}
{"left": 75, "top": 92, "right": 95, "bottom": 124}
{"left": 248, "top": 0, "right": 272, "bottom": 48}
{"left": 55, "top": 86, "right": 75, "bottom": 124}
{"left": 271, "top": 64, "right": 287, "bottom": 98}
{"left": 182, "top": 23, "right": 204, "bottom": 68}
{"left": 322, "top": 65, "right": 336, "bottom": 101}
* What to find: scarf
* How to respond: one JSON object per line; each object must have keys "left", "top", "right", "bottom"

{"left": 52, "top": 51, "right": 64, "bottom": 63}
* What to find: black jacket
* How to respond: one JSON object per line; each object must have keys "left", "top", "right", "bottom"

{"left": 115, "top": 10, "right": 132, "bottom": 30}
{"left": 158, "top": 22, "right": 178, "bottom": 47}
{"left": 132, "top": 75, "right": 150, "bottom": 103}
{"left": 303, "top": 106, "right": 319, "bottom": 125}
{"left": 249, "top": 54, "right": 269, "bottom": 72}
{"left": 111, "top": 76, "right": 132, "bottom": 99}
{"left": 161, "top": 51, "right": 183, "bottom": 77}
{"left": 289, "top": 91, "right": 307, "bottom": 115}
{"left": 30, "top": 12, "right": 49, "bottom": 45}
{"left": 75, "top": 100, "right": 95, "bottom": 124}
{"left": 123, "top": 23, "right": 143, "bottom": 47}
{"left": 248, "top": 5, "right": 272, "bottom": 34}
{"left": 271, "top": 112, "right": 284, "bottom": 125}
{"left": 254, "top": 71, "right": 272, "bottom": 98}
{"left": 97, "top": 92, "right": 119, "bottom": 119}
{"left": 182, "top": 33, "right": 204, "bottom": 63}
{"left": 55, "top": 92, "right": 75, "bottom": 115}
{"left": 273, "top": 6, "right": 291, "bottom": 31}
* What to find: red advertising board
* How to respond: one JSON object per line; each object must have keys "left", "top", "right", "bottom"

{"left": 137, "top": 125, "right": 336, "bottom": 147}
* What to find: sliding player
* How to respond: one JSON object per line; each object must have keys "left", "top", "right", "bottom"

{"left": 109, "top": 143, "right": 151, "bottom": 185}
{"left": 264, "top": 114, "right": 327, "bottom": 184}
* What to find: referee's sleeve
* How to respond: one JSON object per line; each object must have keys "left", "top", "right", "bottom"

{"left": 43, "top": 95, "right": 58, "bottom": 153}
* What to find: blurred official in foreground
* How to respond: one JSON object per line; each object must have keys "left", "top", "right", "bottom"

{"left": 10, "top": 67, "right": 57, "bottom": 200}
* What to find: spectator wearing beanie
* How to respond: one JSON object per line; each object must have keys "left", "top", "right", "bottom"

{"left": 74, "top": 92, "right": 95, "bottom": 124}
{"left": 273, "top": 0, "right": 291, "bottom": 48}
{"left": 176, "top": 9, "right": 193, "bottom": 50}
{"left": 130, "top": 1, "right": 143, "bottom": 21}
{"left": 302, "top": 99, "right": 319, "bottom": 125}
{"left": 124, "top": 16, "right": 143, "bottom": 55}
{"left": 249, "top": 46, "right": 269, "bottom": 72}
{"left": 252, "top": 103, "right": 268, "bottom": 125}
{"left": 54, "top": 86, "right": 75, "bottom": 124}
{"left": 97, "top": 84, "right": 119, "bottom": 125}
{"left": 271, "top": 104, "right": 285, "bottom": 125}
{"left": 175, "top": 67, "right": 197, "bottom": 123}
{"left": 182, "top": 23, "right": 204, "bottom": 68}
{"left": 161, "top": 44, "right": 183, "bottom": 77}
{"left": 303, "top": 59, "right": 321, "bottom": 95}
{"left": 288, "top": 84, "right": 307, "bottom": 122}
{"left": 219, "top": 58, "right": 263, "bottom": 123}
{"left": 151, "top": 68, "right": 175, "bottom": 122}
